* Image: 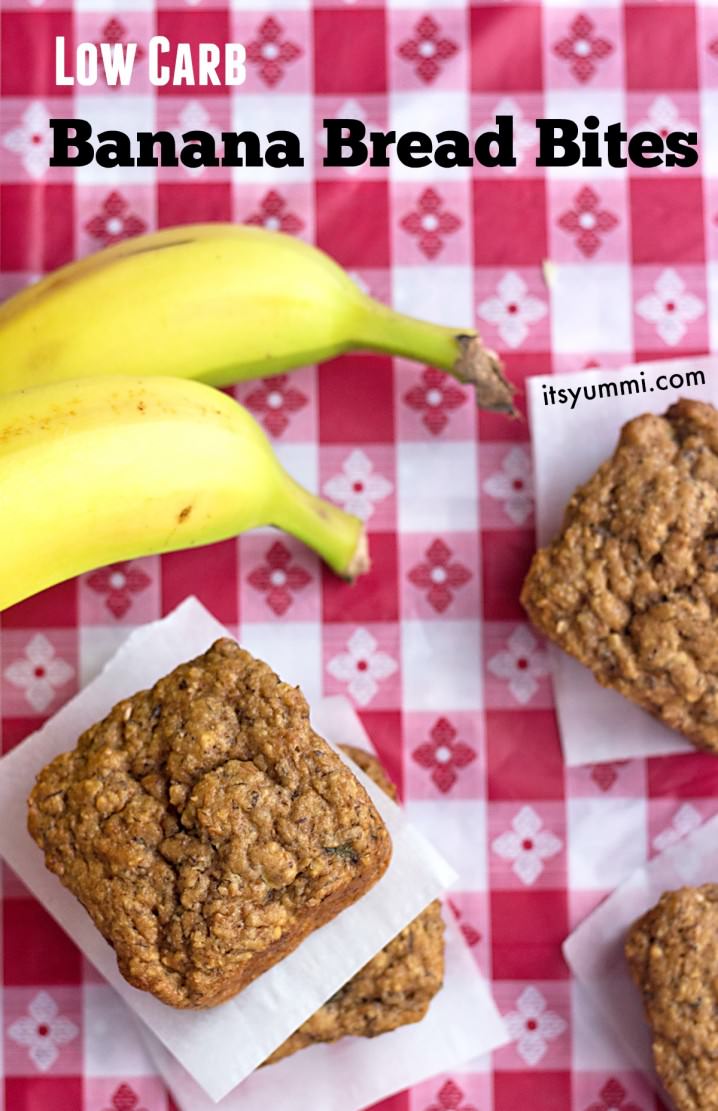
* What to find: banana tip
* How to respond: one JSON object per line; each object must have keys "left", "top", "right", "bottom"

{"left": 454, "top": 334, "right": 519, "bottom": 418}
{"left": 345, "top": 529, "right": 371, "bottom": 581}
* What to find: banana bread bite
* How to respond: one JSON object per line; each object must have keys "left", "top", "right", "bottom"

{"left": 27, "top": 639, "right": 392, "bottom": 1008}
{"left": 626, "top": 885, "right": 718, "bottom": 1111}
{"left": 522, "top": 400, "right": 718, "bottom": 752}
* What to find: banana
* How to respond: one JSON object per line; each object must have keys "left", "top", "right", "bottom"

{"left": 0, "top": 375, "right": 367, "bottom": 612}
{"left": 0, "top": 224, "right": 515, "bottom": 414}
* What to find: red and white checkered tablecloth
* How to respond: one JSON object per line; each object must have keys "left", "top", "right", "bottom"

{"left": 1, "top": 2, "right": 717, "bottom": 1108}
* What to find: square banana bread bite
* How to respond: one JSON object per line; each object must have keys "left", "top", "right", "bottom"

{"left": 27, "top": 639, "right": 392, "bottom": 1009}
{"left": 626, "top": 885, "right": 718, "bottom": 1111}
{"left": 522, "top": 399, "right": 718, "bottom": 752}
{"left": 265, "top": 746, "right": 444, "bottom": 1065}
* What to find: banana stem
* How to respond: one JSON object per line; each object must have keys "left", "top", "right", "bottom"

{"left": 272, "top": 477, "right": 369, "bottom": 581}
{"left": 354, "top": 297, "right": 517, "bottom": 416}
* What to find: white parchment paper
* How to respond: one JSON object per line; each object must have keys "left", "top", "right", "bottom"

{"left": 563, "top": 811, "right": 718, "bottom": 1104}
{"left": 0, "top": 598, "right": 458, "bottom": 1102}
{"left": 141, "top": 910, "right": 507, "bottom": 1111}
{"left": 528, "top": 355, "right": 718, "bottom": 765}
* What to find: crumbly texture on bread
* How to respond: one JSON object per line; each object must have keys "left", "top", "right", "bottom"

{"left": 521, "top": 399, "right": 718, "bottom": 752}
{"left": 27, "top": 640, "right": 392, "bottom": 1009}
{"left": 264, "top": 745, "right": 444, "bottom": 1066}
{"left": 625, "top": 885, "right": 718, "bottom": 1111}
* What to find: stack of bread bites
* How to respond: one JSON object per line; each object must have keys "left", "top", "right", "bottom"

{"left": 27, "top": 638, "right": 445, "bottom": 1066}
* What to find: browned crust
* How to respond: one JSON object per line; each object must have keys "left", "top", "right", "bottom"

{"left": 522, "top": 399, "right": 718, "bottom": 752}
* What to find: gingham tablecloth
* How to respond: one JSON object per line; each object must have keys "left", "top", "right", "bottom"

{"left": 2, "top": 2, "right": 717, "bottom": 1108}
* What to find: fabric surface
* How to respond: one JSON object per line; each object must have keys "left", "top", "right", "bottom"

{"left": 1, "top": 1, "right": 715, "bottom": 1108}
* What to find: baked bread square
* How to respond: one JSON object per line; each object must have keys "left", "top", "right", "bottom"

{"left": 27, "top": 638, "right": 392, "bottom": 1008}
{"left": 522, "top": 399, "right": 718, "bottom": 751}
{"left": 626, "top": 885, "right": 718, "bottom": 1111}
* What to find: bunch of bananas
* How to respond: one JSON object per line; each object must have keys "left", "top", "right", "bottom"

{"left": 0, "top": 224, "right": 514, "bottom": 610}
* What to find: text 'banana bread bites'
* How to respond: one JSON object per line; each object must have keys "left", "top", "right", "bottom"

{"left": 265, "top": 745, "right": 445, "bottom": 1066}
{"left": 27, "top": 638, "right": 392, "bottom": 1009}
{"left": 522, "top": 399, "right": 718, "bottom": 752}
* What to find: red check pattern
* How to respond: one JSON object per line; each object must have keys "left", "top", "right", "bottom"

{"left": 1, "top": 1, "right": 715, "bottom": 1108}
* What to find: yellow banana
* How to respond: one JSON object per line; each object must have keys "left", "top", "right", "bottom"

{"left": 0, "top": 375, "right": 367, "bottom": 611}
{"left": 0, "top": 224, "right": 514, "bottom": 413}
